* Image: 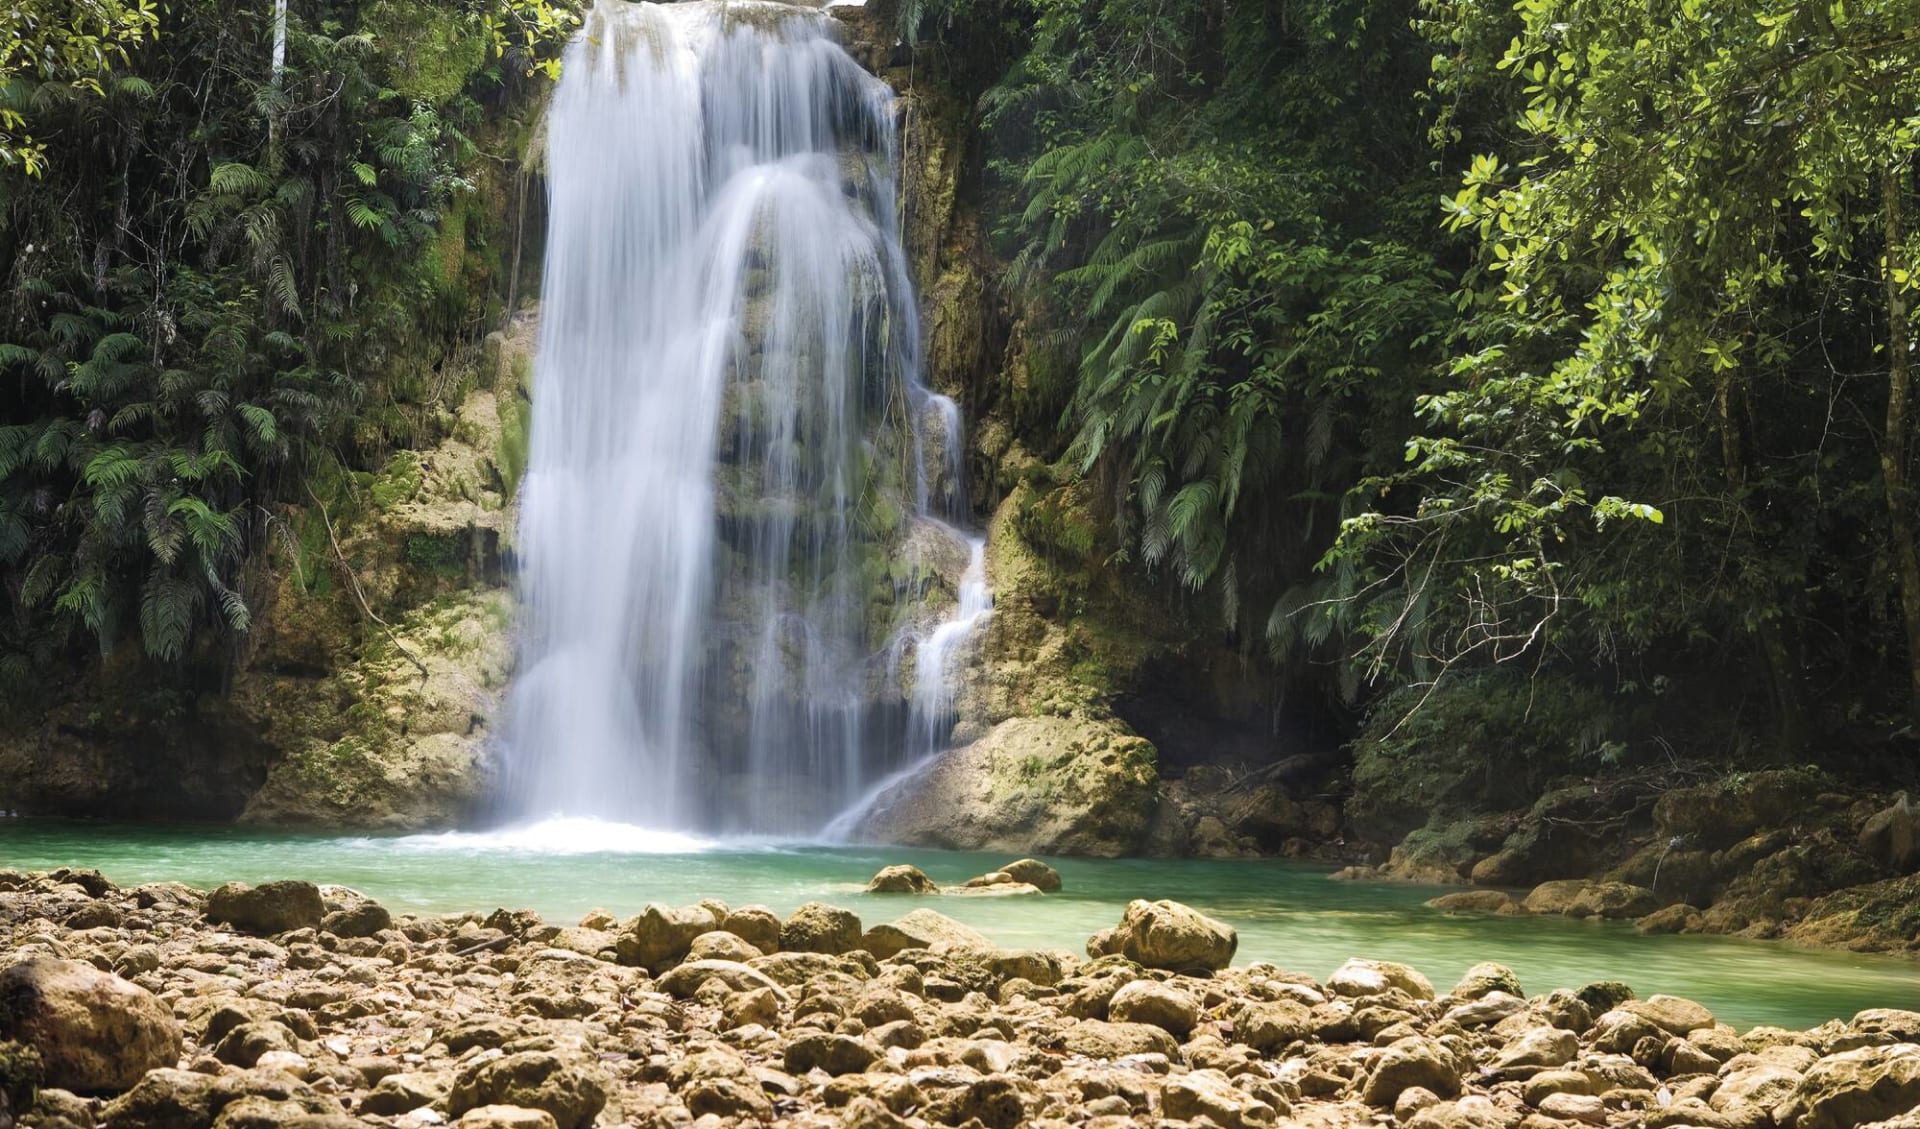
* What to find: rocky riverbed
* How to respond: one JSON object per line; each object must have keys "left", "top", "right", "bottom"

{"left": 1, "top": 867, "right": 1917, "bottom": 1129}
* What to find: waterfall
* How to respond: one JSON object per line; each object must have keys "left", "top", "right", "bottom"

{"left": 504, "top": 0, "right": 988, "bottom": 835}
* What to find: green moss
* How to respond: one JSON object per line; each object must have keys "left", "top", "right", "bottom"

{"left": 370, "top": 452, "right": 424, "bottom": 511}
{"left": 366, "top": 0, "right": 489, "bottom": 104}
{"left": 404, "top": 532, "right": 464, "bottom": 575}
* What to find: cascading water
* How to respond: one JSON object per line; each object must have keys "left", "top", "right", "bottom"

{"left": 505, "top": 0, "right": 988, "bottom": 835}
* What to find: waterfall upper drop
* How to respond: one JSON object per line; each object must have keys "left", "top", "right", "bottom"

{"left": 505, "top": 0, "right": 987, "bottom": 835}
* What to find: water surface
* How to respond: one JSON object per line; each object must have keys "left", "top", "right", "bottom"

{"left": 2, "top": 818, "right": 1913, "bottom": 1030}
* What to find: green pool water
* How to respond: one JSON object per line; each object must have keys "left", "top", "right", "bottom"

{"left": 1, "top": 817, "right": 1913, "bottom": 1031}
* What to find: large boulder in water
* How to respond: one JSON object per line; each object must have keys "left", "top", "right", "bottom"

{"left": 205, "top": 881, "right": 325, "bottom": 935}
{"left": 1093, "top": 899, "right": 1236, "bottom": 971}
{"left": 0, "top": 958, "right": 182, "bottom": 1093}
{"left": 866, "top": 865, "right": 937, "bottom": 894}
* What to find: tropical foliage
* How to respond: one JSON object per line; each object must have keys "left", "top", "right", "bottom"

{"left": 0, "top": 0, "right": 570, "bottom": 672}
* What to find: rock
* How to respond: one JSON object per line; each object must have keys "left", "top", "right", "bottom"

{"left": 1428, "top": 891, "right": 1519, "bottom": 914}
{"left": 1103, "top": 899, "right": 1237, "bottom": 971}
{"left": 1488, "top": 1027, "right": 1577, "bottom": 1076}
{"left": 1859, "top": 794, "right": 1919, "bottom": 873}
{"left": 719, "top": 906, "right": 782, "bottom": 954}
{"left": 446, "top": 1052, "right": 607, "bottom": 1129}
{"left": 1405, "top": 1095, "right": 1521, "bottom": 1129}
{"left": 997, "top": 859, "right": 1062, "bottom": 892}
{"left": 1059, "top": 1019, "right": 1181, "bottom": 1059}
{"left": 781, "top": 903, "right": 862, "bottom": 955}
{"left": 1106, "top": 981, "right": 1199, "bottom": 1038}
{"left": 1360, "top": 1036, "right": 1462, "bottom": 1106}
{"left": 684, "top": 1077, "right": 775, "bottom": 1121}
{"left": 1521, "top": 880, "right": 1594, "bottom": 916}
{"left": 1443, "top": 991, "right": 1525, "bottom": 1028}
{"left": 0, "top": 958, "right": 182, "bottom": 1094}
{"left": 783, "top": 1034, "right": 877, "bottom": 1076}
{"left": 1328, "top": 958, "right": 1435, "bottom": 1001}
{"left": 1637, "top": 904, "right": 1703, "bottom": 934}
{"left": 1564, "top": 882, "right": 1658, "bottom": 920}
{"left": 319, "top": 902, "right": 391, "bottom": 938}
{"left": 1621, "top": 994, "right": 1714, "bottom": 1036}
{"left": 360, "top": 1073, "right": 449, "bottom": 1115}
{"left": 613, "top": 903, "right": 719, "bottom": 970}
{"left": 1780, "top": 1044, "right": 1920, "bottom": 1129}
{"left": 455, "top": 1107, "right": 559, "bottom": 1129}
{"left": 858, "top": 909, "right": 989, "bottom": 959}
{"left": 1451, "top": 962, "right": 1523, "bottom": 1000}
{"left": 204, "top": 882, "right": 325, "bottom": 935}
{"left": 866, "top": 866, "right": 938, "bottom": 894}
{"left": 684, "top": 931, "right": 762, "bottom": 963}
{"left": 1161, "top": 1070, "right": 1280, "bottom": 1129}
{"left": 656, "top": 960, "right": 785, "bottom": 1000}
{"left": 854, "top": 714, "right": 1160, "bottom": 856}
{"left": 1232, "top": 1000, "right": 1312, "bottom": 1052}
{"left": 99, "top": 1068, "right": 214, "bottom": 1129}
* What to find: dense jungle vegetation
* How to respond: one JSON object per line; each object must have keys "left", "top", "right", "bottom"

{"left": 5, "top": 0, "right": 1919, "bottom": 789}
{"left": 924, "top": 0, "right": 1920, "bottom": 778}
{"left": 0, "top": 0, "right": 567, "bottom": 681}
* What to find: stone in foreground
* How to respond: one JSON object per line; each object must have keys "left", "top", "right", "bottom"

{"left": 0, "top": 958, "right": 181, "bottom": 1094}
{"left": 204, "top": 880, "right": 325, "bottom": 935}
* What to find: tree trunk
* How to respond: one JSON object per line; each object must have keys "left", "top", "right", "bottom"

{"left": 1880, "top": 166, "right": 1920, "bottom": 718}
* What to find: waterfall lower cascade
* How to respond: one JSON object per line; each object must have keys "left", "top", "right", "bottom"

{"left": 504, "top": 0, "right": 988, "bottom": 836}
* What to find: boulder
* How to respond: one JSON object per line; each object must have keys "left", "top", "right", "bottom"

{"left": 1450, "top": 962, "right": 1523, "bottom": 1000}
{"left": 204, "top": 882, "right": 325, "bottom": 935}
{"left": 858, "top": 909, "right": 989, "bottom": 959}
{"left": 1360, "top": 1037, "right": 1463, "bottom": 1106}
{"left": 1564, "top": 882, "right": 1658, "bottom": 920}
{"left": 656, "top": 960, "right": 785, "bottom": 1000}
{"left": 684, "top": 931, "right": 762, "bottom": 963}
{"left": 1621, "top": 994, "right": 1714, "bottom": 1036}
{"left": 1106, "top": 981, "right": 1199, "bottom": 1038}
{"left": 1104, "top": 899, "right": 1237, "bottom": 971}
{"left": 613, "top": 903, "right": 719, "bottom": 970}
{"left": 1160, "top": 1070, "right": 1280, "bottom": 1129}
{"left": 1859, "top": 794, "right": 1919, "bottom": 874}
{"left": 446, "top": 1052, "right": 608, "bottom": 1129}
{"left": 1231, "top": 1000, "right": 1312, "bottom": 1052}
{"left": 456, "top": 1108, "right": 560, "bottom": 1129}
{"left": 99, "top": 1067, "right": 215, "bottom": 1129}
{"left": 1522, "top": 879, "right": 1594, "bottom": 916}
{"left": 783, "top": 1034, "right": 878, "bottom": 1077}
{"left": 781, "top": 903, "right": 862, "bottom": 954}
{"left": 1328, "top": 958, "right": 1435, "bottom": 1001}
{"left": 719, "top": 906, "right": 782, "bottom": 954}
{"left": 1058, "top": 1019, "right": 1181, "bottom": 1059}
{"left": 319, "top": 902, "right": 391, "bottom": 938}
{"left": 997, "top": 859, "right": 1063, "bottom": 892}
{"left": 0, "top": 958, "right": 182, "bottom": 1093}
{"left": 867, "top": 865, "right": 938, "bottom": 894}
{"left": 1781, "top": 1044, "right": 1920, "bottom": 1129}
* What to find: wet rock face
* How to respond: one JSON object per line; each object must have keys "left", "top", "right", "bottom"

{"left": 0, "top": 958, "right": 181, "bottom": 1094}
